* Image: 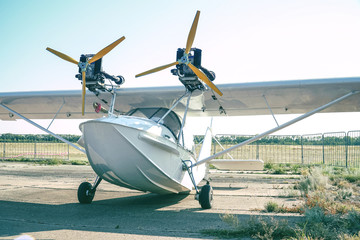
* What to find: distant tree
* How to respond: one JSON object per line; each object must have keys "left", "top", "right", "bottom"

{"left": 0, "top": 134, "right": 81, "bottom": 143}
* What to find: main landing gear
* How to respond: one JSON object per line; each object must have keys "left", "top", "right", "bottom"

{"left": 77, "top": 176, "right": 102, "bottom": 204}
{"left": 195, "top": 181, "right": 213, "bottom": 209}
{"left": 183, "top": 161, "right": 213, "bottom": 209}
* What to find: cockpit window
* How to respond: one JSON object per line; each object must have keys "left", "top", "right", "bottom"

{"left": 127, "top": 108, "right": 182, "bottom": 139}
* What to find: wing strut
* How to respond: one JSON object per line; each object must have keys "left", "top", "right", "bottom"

{"left": 47, "top": 98, "right": 65, "bottom": 130}
{"left": 157, "top": 91, "right": 190, "bottom": 124}
{"left": 178, "top": 91, "right": 192, "bottom": 146}
{"left": 0, "top": 103, "right": 86, "bottom": 153}
{"left": 263, "top": 95, "right": 279, "bottom": 127}
{"left": 192, "top": 90, "right": 359, "bottom": 167}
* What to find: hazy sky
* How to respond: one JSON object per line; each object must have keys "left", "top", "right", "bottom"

{"left": 1, "top": 0, "right": 360, "bottom": 135}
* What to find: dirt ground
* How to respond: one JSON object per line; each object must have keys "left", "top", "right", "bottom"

{"left": 0, "top": 162, "right": 304, "bottom": 240}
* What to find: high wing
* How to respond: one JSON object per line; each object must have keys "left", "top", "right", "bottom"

{"left": 1, "top": 77, "right": 360, "bottom": 120}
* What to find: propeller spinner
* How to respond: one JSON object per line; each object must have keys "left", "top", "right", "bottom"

{"left": 135, "top": 11, "right": 222, "bottom": 96}
{"left": 46, "top": 36, "right": 125, "bottom": 115}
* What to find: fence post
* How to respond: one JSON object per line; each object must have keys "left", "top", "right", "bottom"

{"left": 34, "top": 142, "right": 36, "bottom": 160}
{"left": 301, "top": 136, "right": 304, "bottom": 165}
{"left": 2, "top": 142, "right": 5, "bottom": 160}
{"left": 345, "top": 132, "right": 348, "bottom": 168}
{"left": 322, "top": 134, "right": 325, "bottom": 164}
{"left": 256, "top": 141, "right": 259, "bottom": 160}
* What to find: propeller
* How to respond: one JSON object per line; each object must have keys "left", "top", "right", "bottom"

{"left": 135, "top": 11, "right": 222, "bottom": 96}
{"left": 46, "top": 36, "right": 125, "bottom": 115}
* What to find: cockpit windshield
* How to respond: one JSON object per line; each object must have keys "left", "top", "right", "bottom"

{"left": 126, "top": 108, "right": 182, "bottom": 139}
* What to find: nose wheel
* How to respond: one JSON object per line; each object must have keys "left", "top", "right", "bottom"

{"left": 77, "top": 176, "right": 102, "bottom": 204}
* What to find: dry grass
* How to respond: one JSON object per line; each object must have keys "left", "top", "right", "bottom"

{"left": 202, "top": 165, "right": 360, "bottom": 239}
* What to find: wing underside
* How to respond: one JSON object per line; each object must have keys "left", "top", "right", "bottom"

{"left": 1, "top": 77, "right": 360, "bottom": 120}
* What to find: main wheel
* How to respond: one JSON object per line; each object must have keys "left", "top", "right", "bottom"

{"left": 199, "top": 184, "right": 213, "bottom": 209}
{"left": 77, "top": 182, "right": 94, "bottom": 204}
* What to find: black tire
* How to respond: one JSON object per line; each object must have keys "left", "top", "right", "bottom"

{"left": 77, "top": 182, "right": 94, "bottom": 204}
{"left": 199, "top": 184, "right": 213, "bottom": 209}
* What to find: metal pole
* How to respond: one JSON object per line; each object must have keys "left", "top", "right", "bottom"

{"left": 322, "top": 134, "right": 325, "bottom": 165}
{"left": 301, "top": 136, "right": 304, "bottom": 165}
{"left": 263, "top": 95, "right": 279, "bottom": 127}
{"left": 34, "top": 142, "right": 36, "bottom": 160}
{"left": 158, "top": 91, "right": 190, "bottom": 123}
{"left": 345, "top": 132, "right": 348, "bottom": 168}
{"left": 2, "top": 142, "right": 5, "bottom": 160}
{"left": 178, "top": 92, "right": 192, "bottom": 145}
{"left": 108, "top": 91, "right": 117, "bottom": 116}
{"left": 47, "top": 98, "right": 65, "bottom": 130}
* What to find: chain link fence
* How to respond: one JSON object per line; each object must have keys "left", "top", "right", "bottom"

{"left": 212, "top": 130, "right": 360, "bottom": 168}
{"left": 2, "top": 130, "right": 360, "bottom": 167}
{"left": 0, "top": 136, "right": 87, "bottom": 161}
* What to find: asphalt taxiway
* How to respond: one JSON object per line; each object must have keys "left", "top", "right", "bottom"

{"left": 0, "top": 162, "right": 303, "bottom": 239}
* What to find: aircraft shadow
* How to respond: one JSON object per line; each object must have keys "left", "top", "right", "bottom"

{"left": 0, "top": 192, "right": 303, "bottom": 238}
{"left": 0, "top": 193, "right": 220, "bottom": 238}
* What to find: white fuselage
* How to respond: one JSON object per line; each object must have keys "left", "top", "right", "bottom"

{"left": 79, "top": 116, "right": 206, "bottom": 194}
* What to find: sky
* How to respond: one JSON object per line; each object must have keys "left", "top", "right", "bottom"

{"left": 1, "top": 0, "right": 360, "bottom": 136}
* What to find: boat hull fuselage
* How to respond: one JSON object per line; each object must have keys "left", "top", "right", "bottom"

{"left": 80, "top": 116, "right": 204, "bottom": 194}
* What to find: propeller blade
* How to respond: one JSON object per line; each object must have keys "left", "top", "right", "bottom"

{"left": 89, "top": 36, "right": 125, "bottom": 64}
{"left": 187, "top": 63, "right": 223, "bottom": 96}
{"left": 136, "top": 61, "right": 179, "bottom": 78}
{"left": 46, "top": 47, "right": 79, "bottom": 65}
{"left": 185, "top": 11, "right": 200, "bottom": 54}
{"left": 82, "top": 71, "right": 86, "bottom": 116}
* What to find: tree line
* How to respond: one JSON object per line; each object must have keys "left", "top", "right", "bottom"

{"left": 0, "top": 134, "right": 80, "bottom": 143}
{"left": 194, "top": 135, "right": 360, "bottom": 146}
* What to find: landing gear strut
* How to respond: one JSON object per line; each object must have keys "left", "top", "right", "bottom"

{"left": 77, "top": 176, "right": 102, "bottom": 204}
{"left": 183, "top": 160, "right": 214, "bottom": 209}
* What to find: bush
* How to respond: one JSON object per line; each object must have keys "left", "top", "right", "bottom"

{"left": 265, "top": 201, "right": 279, "bottom": 212}
{"left": 211, "top": 215, "right": 296, "bottom": 239}
{"left": 297, "top": 207, "right": 360, "bottom": 239}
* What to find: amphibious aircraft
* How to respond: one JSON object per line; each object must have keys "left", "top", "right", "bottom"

{"left": 1, "top": 11, "right": 360, "bottom": 209}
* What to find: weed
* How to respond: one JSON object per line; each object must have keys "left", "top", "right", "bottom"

{"left": 341, "top": 232, "right": 360, "bottom": 240}
{"left": 272, "top": 184, "right": 283, "bottom": 189}
{"left": 273, "top": 167, "right": 286, "bottom": 174}
{"left": 336, "top": 189, "right": 353, "bottom": 200}
{"left": 297, "top": 207, "right": 360, "bottom": 239}
{"left": 279, "top": 188, "right": 300, "bottom": 198}
{"left": 264, "top": 163, "right": 312, "bottom": 175}
{"left": 344, "top": 175, "right": 360, "bottom": 184}
{"left": 220, "top": 213, "right": 239, "bottom": 228}
{"left": 69, "top": 160, "right": 88, "bottom": 165}
{"left": 297, "top": 167, "right": 329, "bottom": 196}
{"left": 263, "top": 201, "right": 302, "bottom": 213}
{"left": 203, "top": 215, "right": 296, "bottom": 239}
{"left": 264, "top": 162, "right": 274, "bottom": 170}
{"left": 265, "top": 201, "right": 279, "bottom": 212}
{"left": 204, "top": 165, "right": 360, "bottom": 240}
{"left": 2, "top": 158, "right": 89, "bottom": 165}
